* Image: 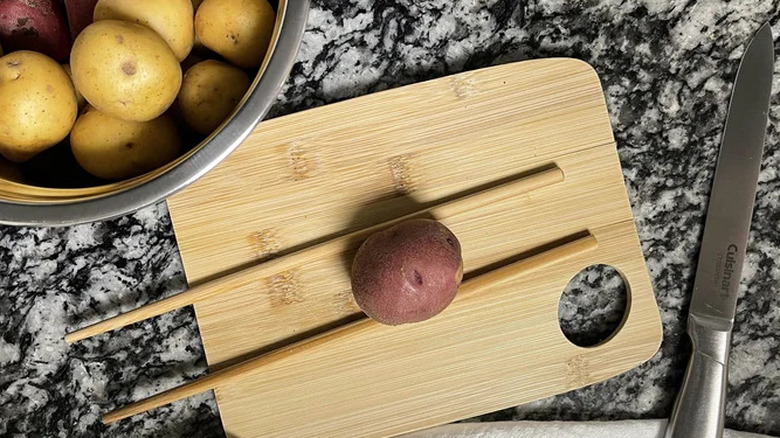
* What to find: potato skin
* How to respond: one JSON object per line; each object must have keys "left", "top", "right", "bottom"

{"left": 351, "top": 219, "right": 463, "bottom": 325}
{"left": 0, "top": 51, "right": 78, "bottom": 162}
{"left": 178, "top": 60, "right": 251, "bottom": 135}
{"left": 93, "top": 0, "right": 194, "bottom": 61}
{"left": 70, "top": 20, "right": 182, "bottom": 122}
{"left": 195, "top": 0, "right": 275, "bottom": 68}
{"left": 0, "top": 0, "right": 72, "bottom": 62}
{"left": 70, "top": 107, "right": 181, "bottom": 180}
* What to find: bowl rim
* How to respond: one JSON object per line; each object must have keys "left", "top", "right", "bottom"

{"left": 0, "top": 0, "right": 310, "bottom": 227}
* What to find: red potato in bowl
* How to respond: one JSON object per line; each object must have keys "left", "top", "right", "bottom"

{"left": 0, "top": 0, "right": 71, "bottom": 62}
{"left": 351, "top": 219, "right": 464, "bottom": 326}
{"left": 63, "top": 0, "right": 98, "bottom": 39}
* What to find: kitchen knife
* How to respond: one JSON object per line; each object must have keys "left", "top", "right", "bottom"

{"left": 665, "top": 23, "right": 774, "bottom": 438}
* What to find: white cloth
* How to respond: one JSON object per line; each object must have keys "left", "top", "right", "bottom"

{"left": 401, "top": 420, "right": 773, "bottom": 438}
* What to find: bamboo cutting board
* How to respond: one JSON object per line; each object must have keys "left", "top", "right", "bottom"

{"left": 167, "top": 58, "right": 663, "bottom": 437}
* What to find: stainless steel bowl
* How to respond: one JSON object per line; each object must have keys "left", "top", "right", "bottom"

{"left": 0, "top": 0, "right": 309, "bottom": 227}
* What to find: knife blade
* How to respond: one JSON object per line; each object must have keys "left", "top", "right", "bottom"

{"left": 666, "top": 23, "right": 774, "bottom": 438}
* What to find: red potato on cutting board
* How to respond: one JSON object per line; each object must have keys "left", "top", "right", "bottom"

{"left": 351, "top": 219, "right": 464, "bottom": 325}
{"left": 0, "top": 0, "right": 71, "bottom": 62}
{"left": 63, "top": 0, "right": 98, "bottom": 39}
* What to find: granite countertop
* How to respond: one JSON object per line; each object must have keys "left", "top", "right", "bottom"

{"left": 2, "top": 1, "right": 780, "bottom": 437}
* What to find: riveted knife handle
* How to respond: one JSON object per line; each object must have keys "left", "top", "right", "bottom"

{"left": 665, "top": 314, "right": 731, "bottom": 438}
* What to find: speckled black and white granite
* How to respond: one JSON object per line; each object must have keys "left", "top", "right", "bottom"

{"left": 2, "top": 1, "right": 780, "bottom": 437}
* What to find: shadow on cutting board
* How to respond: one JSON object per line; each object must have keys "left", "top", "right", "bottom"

{"left": 207, "top": 192, "right": 433, "bottom": 372}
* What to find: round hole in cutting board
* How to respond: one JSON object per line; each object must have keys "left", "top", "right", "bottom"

{"left": 558, "top": 264, "right": 628, "bottom": 347}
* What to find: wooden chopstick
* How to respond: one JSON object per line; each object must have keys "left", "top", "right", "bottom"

{"left": 101, "top": 232, "right": 598, "bottom": 424}
{"left": 66, "top": 166, "right": 564, "bottom": 344}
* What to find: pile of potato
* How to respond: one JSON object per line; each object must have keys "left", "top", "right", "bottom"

{"left": 0, "top": 0, "right": 275, "bottom": 181}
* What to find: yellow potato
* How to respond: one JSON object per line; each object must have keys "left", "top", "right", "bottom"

{"left": 62, "top": 64, "right": 86, "bottom": 109}
{"left": 70, "top": 107, "right": 182, "bottom": 180}
{"left": 94, "top": 0, "right": 194, "bottom": 61}
{"left": 0, "top": 51, "right": 78, "bottom": 162}
{"left": 178, "top": 60, "right": 251, "bottom": 135}
{"left": 195, "top": 0, "right": 275, "bottom": 68}
{"left": 70, "top": 20, "right": 182, "bottom": 122}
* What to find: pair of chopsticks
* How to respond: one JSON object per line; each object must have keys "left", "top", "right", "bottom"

{"left": 66, "top": 165, "right": 565, "bottom": 344}
{"left": 66, "top": 165, "right": 598, "bottom": 424}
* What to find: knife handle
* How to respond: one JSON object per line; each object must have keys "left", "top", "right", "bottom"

{"left": 665, "top": 314, "right": 731, "bottom": 438}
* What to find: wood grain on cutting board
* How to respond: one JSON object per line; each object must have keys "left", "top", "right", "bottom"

{"left": 167, "top": 58, "right": 662, "bottom": 437}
